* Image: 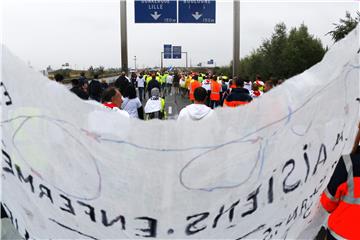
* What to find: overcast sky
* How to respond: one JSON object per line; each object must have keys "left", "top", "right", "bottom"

{"left": 1, "top": 0, "right": 359, "bottom": 71}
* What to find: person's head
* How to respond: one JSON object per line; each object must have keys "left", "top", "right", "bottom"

{"left": 235, "top": 77, "right": 244, "bottom": 88}
{"left": 126, "top": 85, "right": 137, "bottom": 99}
{"left": 151, "top": 88, "right": 160, "bottom": 98}
{"left": 121, "top": 71, "right": 126, "bottom": 77}
{"left": 80, "top": 72, "right": 85, "bottom": 77}
{"left": 101, "top": 87, "right": 122, "bottom": 107}
{"left": 264, "top": 80, "right": 274, "bottom": 92}
{"left": 192, "top": 75, "right": 198, "bottom": 81}
{"left": 256, "top": 74, "right": 261, "bottom": 80}
{"left": 212, "top": 75, "right": 218, "bottom": 81}
{"left": 54, "top": 73, "right": 64, "bottom": 82}
{"left": 252, "top": 84, "right": 259, "bottom": 91}
{"left": 81, "top": 81, "right": 89, "bottom": 92}
{"left": 194, "top": 87, "right": 207, "bottom": 104}
{"left": 93, "top": 73, "right": 99, "bottom": 79}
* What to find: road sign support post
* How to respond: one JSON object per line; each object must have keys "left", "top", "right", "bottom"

{"left": 183, "top": 52, "right": 188, "bottom": 68}
{"left": 233, "top": 0, "right": 240, "bottom": 77}
{"left": 120, "top": 0, "right": 128, "bottom": 73}
{"left": 161, "top": 52, "right": 163, "bottom": 69}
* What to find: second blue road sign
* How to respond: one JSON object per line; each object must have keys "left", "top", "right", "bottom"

{"left": 172, "top": 46, "right": 182, "bottom": 59}
{"left": 178, "top": 0, "right": 216, "bottom": 23}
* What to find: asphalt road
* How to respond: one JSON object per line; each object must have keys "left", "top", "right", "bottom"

{"left": 164, "top": 91, "right": 191, "bottom": 120}
{"left": 140, "top": 88, "right": 191, "bottom": 120}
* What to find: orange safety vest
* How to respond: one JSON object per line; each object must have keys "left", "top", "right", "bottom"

{"left": 210, "top": 80, "right": 221, "bottom": 101}
{"left": 320, "top": 153, "right": 360, "bottom": 239}
{"left": 189, "top": 81, "right": 201, "bottom": 101}
{"left": 223, "top": 99, "right": 249, "bottom": 107}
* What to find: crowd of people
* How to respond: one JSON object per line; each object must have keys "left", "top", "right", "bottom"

{"left": 58, "top": 70, "right": 284, "bottom": 121}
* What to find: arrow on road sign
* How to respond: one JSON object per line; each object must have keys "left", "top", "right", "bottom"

{"left": 151, "top": 11, "right": 161, "bottom": 20}
{"left": 192, "top": 12, "right": 202, "bottom": 20}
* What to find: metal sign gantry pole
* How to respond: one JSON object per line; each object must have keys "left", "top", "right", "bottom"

{"left": 161, "top": 52, "right": 164, "bottom": 69}
{"left": 120, "top": 0, "right": 128, "bottom": 73}
{"left": 233, "top": 0, "right": 240, "bottom": 77}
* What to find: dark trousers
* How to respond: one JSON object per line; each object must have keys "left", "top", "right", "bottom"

{"left": 138, "top": 87, "right": 144, "bottom": 102}
{"left": 210, "top": 100, "right": 220, "bottom": 109}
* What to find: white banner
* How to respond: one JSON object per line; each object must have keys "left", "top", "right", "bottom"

{"left": 1, "top": 26, "right": 359, "bottom": 239}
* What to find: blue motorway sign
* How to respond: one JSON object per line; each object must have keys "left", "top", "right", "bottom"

{"left": 172, "top": 46, "right": 182, "bottom": 59}
{"left": 135, "top": 0, "right": 177, "bottom": 23}
{"left": 178, "top": 0, "right": 216, "bottom": 23}
{"left": 164, "top": 44, "right": 172, "bottom": 59}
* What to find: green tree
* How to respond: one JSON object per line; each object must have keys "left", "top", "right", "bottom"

{"left": 238, "top": 22, "right": 325, "bottom": 81}
{"left": 94, "top": 66, "right": 105, "bottom": 77}
{"left": 283, "top": 24, "right": 325, "bottom": 78}
{"left": 87, "top": 66, "right": 94, "bottom": 78}
{"left": 327, "top": 11, "right": 360, "bottom": 42}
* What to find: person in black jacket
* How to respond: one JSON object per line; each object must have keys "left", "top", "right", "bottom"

{"left": 114, "top": 72, "right": 130, "bottom": 97}
{"left": 70, "top": 79, "right": 89, "bottom": 100}
{"left": 88, "top": 74, "right": 103, "bottom": 102}
{"left": 223, "top": 77, "right": 252, "bottom": 107}
{"left": 147, "top": 75, "right": 160, "bottom": 98}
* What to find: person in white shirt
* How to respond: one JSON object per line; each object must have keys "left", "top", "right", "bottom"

{"left": 136, "top": 74, "right": 145, "bottom": 102}
{"left": 244, "top": 80, "right": 252, "bottom": 92}
{"left": 165, "top": 74, "right": 173, "bottom": 96}
{"left": 121, "top": 85, "right": 144, "bottom": 119}
{"left": 177, "top": 87, "right": 213, "bottom": 121}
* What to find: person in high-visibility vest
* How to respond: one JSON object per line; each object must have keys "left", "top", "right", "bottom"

{"left": 145, "top": 74, "right": 152, "bottom": 84}
{"left": 189, "top": 75, "right": 201, "bottom": 102}
{"left": 320, "top": 122, "right": 360, "bottom": 240}
{"left": 223, "top": 77, "right": 252, "bottom": 107}
{"left": 254, "top": 74, "right": 265, "bottom": 92}
{"left": 198, "top": 74, "right": 204, "bottom": 83}
{"left": 210, "top": 75, "right": 221, "bottom": 109}
{"left": 184, "top": 75, "right": 192, "bottom": 98}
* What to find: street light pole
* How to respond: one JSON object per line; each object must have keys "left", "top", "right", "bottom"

{"left": 233, "top": 0, "right": 240, "bottom": 77}
{"left": 120, "top": 0, "right": 128, "bottom": 73}
{"left": 134, "top": 56, "right": 137, "bottom": 71}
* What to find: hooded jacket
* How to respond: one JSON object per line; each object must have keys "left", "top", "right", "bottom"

{"left": 177, "top": 104, "right": 213, "bottom": 121}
